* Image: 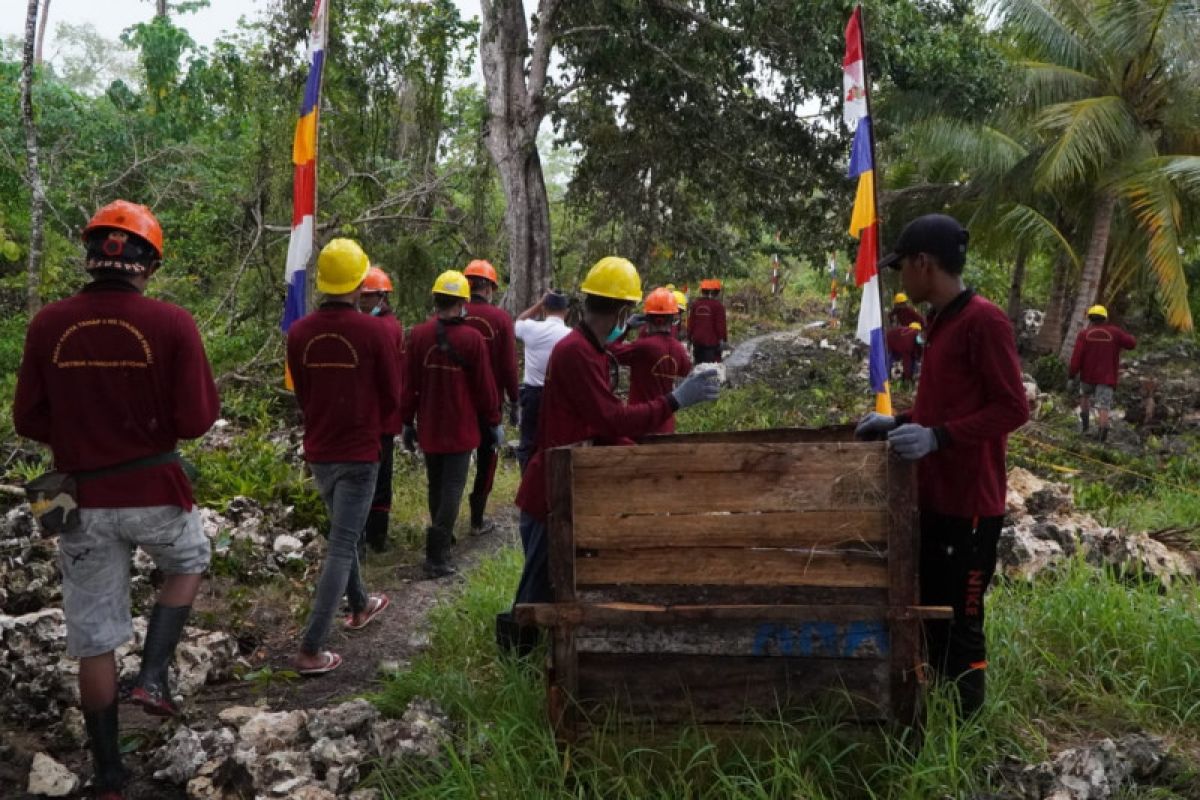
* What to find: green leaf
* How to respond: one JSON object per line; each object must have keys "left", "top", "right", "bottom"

{"left": 1, "top": 242, "right": 19, "bottom": 262}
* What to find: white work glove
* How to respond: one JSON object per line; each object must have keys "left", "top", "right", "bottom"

{"left": 854, "top": 412, "right": 896, "bottom": 440}
{"left": 888, "top": 424, "right": 940, "bottom": 460}
{"left": 491, "top": 424, "right": 506, "bottom": 447}
{"left": 402, "top": 425, "right": 418, "bottom": 452}
{"left": 671, "top": 369, "right": 720, "bottom": 409}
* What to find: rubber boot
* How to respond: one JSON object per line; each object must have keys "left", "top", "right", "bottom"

{"left": 955, "top": 666, "right": 986, "bottom": 719}
{"left": 1079, "top": 410, "right": 1089, "bottom": 432}
{"left": 495, "top": 611, "right": 541, "bottom": 658}
{"left": 423, "top": 527, "right": 457, "bottom": 578}
{"left": 363, "top": 509, "right": 389, "bottom": 553}
{"left": 84, "top": 701, "right": 127, "bottom": 797}
{"left": 1098, "top": 426, "right": 1109, "bottom": 444}
{"left": 469, "top": 494, "right": 496, "bottom": 535}
{"left": 130, "top": 603, "right": 190, "bottom": 717}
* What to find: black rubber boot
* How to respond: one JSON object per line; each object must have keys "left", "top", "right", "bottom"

{"left": 495, "top": 611, "right": 541, "bottom": 658}
{"left": 1079, "top": 410, "right": 1090, "bottom": 432}
{"left": 469, "top": 494, "right": 487, "bottom": 531}
{"left": 1098, "top": 426, "right": 1109, "bottom": 443}
{"left": 423, "top": 527, "right": 457, "bottom": 578}
{"left": 955, "top": 667, "right": 986, "bottom": 719}
{"left": 131, "top": 603, "right": 191, "bottom": 717}
{"left": 84, "top": 701, "right": 127, "bottom": 795}
{"left": 363, "top": 510, "right": 389, "bottom": 553}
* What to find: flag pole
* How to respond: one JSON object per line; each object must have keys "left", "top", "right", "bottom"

{"left": 854, "top": 2, "right": 892, "bottom": 407}
{"left": 307, "top": 0, "right": 330, "bottom": 312}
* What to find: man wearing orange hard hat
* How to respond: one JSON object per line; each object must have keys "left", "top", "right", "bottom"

{"left": 462, "top": 259, "right": 519, "bottom": 535}
{"left": 611, "top": 287, "right": 693, "bottom": 434}
{"left": 688, "top": 278, "right": 728, "bottom": 364}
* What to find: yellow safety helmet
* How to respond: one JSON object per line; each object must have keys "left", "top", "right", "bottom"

{"left": 894, "top": 292, "right": 909, "bottom": 304}
{"left": 580, "top": 256, "right": 642, "bottom": 303}
{"left": 1087, "top": 304, "right": 1108, "bottom": 319}
{"left": 432, "top": 269, "right": 471, "bottom": 299}
{"left": 908, "top": 322, "right": 922, "bottom": 331}
{"left": 665, "top": 283, "right": 676, "bottom": 291}
{"left": 316, "top": 238, "right": 370, "bottom": 294}
{"left": 673, "top": 290, "right": 688, "bottom": 310}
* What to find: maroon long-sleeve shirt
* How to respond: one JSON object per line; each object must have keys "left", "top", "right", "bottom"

{"left": 287, "top": 303, "right": 403, "bottom": 463}
{"left": 465, "top": 299, "right": 519, "bottom": 404}
{"left": 13, "top": 280, "right": 219, "bottom": 509}
{"left": 888, "top": 305, "right": 926, "bottom": 328}
{"left": 885, "top": 326, "right": 922, "bottom": 380}
{"left": 687, "top": 298, "right": 727, "bottom": 346}
{"left": 376, "top": 311, "right": 405, "bottom": 435}
{"left": 1068, "top": 323, "right": 1136, "bottom": 387}
{"left": 516, "top": 326, "right": 676, "bottom": 521}
{"left": 611, "top": 332, "right": 692, "bottom": 434}
{"left": 902, "top": 291, "right": 1028, "bottom": 518}
{"left": 401, "top": 317, "right": 500, "bottom": 454}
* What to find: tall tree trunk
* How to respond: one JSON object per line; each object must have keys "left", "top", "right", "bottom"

{"left": 479, "top": 0, "right": 561, "bottom": 312}
{"left": 156, "top": 0, "right": 167, "bottom": 18}
{"left": 1034, "top": 253, "right": 1070, "bottom": 354}
{"left": 21, "top": 0, "right": 45, "bottom": 317}
{"left": 1058, "top": 191, "right": 1117, "bottom": 362}
{"left": 33, "top": 0, "right": 50, "bottom": 66}
{"left": 1006, "top": 243, "right": 1029, "bottom": 325}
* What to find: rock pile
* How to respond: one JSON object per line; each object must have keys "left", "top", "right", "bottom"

{"left": 995, "top": 733, "right": 1166, "bottom": 799}
{"left": 1000, "top": 468, "right": 1198, "bottom": 585}
{"left": 0, "top": 608, "right": 238, "bottom": 728}
{"left": 148, "top": 698, "right": 450, "bottom": 799}
{"left": 202, "top": 496, "right": 321, "bottom": 579}
{"left": 724, "top": 329, "right": 863, "bottom": 390}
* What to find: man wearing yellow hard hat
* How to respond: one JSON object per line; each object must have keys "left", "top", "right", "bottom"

{"left": 400, "top": 270, "right": 501, "bottom": 577}
{"left": 885, "top": 320, "right": 924, "bottom": 383}
{"left": 1068, "top": 304, "right": 1136, "bottom": 443}
{"left": 287, "top": 238, "right": 402, "bottom": 675}
{"left": 888, "top": 291, "right": 926, "bottom": 328}
{"left": 497, "top": 257, "right": 721, "bottom": 654}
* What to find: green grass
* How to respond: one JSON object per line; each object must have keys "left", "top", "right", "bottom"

{"left": 364, "top": 554, "right": 1200, "bottom": 799}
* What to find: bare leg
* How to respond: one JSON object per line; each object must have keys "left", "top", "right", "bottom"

{"left": 79, "top": 652, "right": 118, "bottom": 711}
{"left": 157, "top": 572, "right": 203, "bottom": 607}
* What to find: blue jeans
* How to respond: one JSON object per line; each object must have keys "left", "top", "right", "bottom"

{"left": 301, "top": 461, "right": 378, "bottom": 655}
{"left": 513, "top": 512, "right": 553, "bottom": 606}
{"left": 517, "top": 385, "right": 543, "bottom": 473}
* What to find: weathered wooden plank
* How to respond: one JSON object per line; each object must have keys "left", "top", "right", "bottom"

{"left": 575, "top": 654, "right": 890, "bottom": 723}
{"left": 573, "top": 510, "right": 889, "bottom": 549}
{"left": 572, "top": 460, "right": 887, "bottom": 515}
{"left": 513, "top": 602, "right": 953, "bottom": 628}
{"left": 575, "top": 620, "right": 891, "bottom": 659}
{"left": 547, "top": 447, "right": 576, "bottom": 603}
{"left": 886, "top": 452, "right": 921, "bottom": 727}
{"left": 570, "top": 440, "right": 884, "bottom": 475}
{"left": 550, "top": 627, "right": 579, "bottom": 742}
{"left": 576, "top": 584, "right": 891, "bottom": 607}
{"left": 576, "top": 547, "right": 890, "bottom": 588}
{"left": 643, "top": 426, "right": 858, "bottom": 445}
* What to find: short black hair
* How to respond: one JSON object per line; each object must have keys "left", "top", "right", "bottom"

{"left": 433, "top": 294, "right": 462, "bottom": 310}
{"left": 1088, "top": 314, "right": 1106, "bottom": 323}
{"left": 468, "top": 276, "right": 493, "bottom": 293}
{"left": 584, "top": 294, "right": 631, "bottom": 315}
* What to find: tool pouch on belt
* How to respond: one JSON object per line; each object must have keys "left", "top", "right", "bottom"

{"left": 25, "top": 451, "right": 188, "bottom": 536}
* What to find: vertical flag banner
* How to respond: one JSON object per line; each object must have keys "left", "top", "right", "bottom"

{"left": 283, "top": 0, "right": 328, "bottom": 335}
{"left": 843, "top": 5, "right": 892, "bottom": 415}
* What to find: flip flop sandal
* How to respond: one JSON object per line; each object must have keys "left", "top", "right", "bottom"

{"left": 345, "top": 593, "right": 390, "bottom": 631}
{"left": 298, "top": 651, "right": 343, "bottom": 676}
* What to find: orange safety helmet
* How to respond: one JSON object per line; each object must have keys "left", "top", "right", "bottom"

{"left": 699, "top": 279, "right": 723, "bottom": 291}
{"left": 464, "top": 259, "right": 499, "bottom": 286}
{"left": 82, "top": 199, "right": 164, "bottom": 259}
{"left": 362, "top": 266, "right": 393, "bottom": 293}
{"left": 644, "top": 287, "right": 679, "bottom": 315}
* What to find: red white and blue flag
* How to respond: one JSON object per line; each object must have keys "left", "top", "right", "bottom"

{"left": 843, "top": 5, "right": 892, "bottom": 415}
{"left": 283, "top": 0, "right": 328, "bottom": 334}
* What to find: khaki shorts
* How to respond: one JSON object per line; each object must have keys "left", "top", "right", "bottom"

{"left": 1081, "top": 382, "right": 1115, "bottom": 410}
{"left": 59, "top": 506, "right": 210, "bottom": 658}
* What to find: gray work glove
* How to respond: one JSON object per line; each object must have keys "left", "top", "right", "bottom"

{"left": 854, "top": 412, "right": 896, "bottom": 440}
{"left": 888, "top": 423, "right": 939, "bottom": 460}
{"left": 402, "top": 425, "right": 418, "bottom": 452}
{"left": 671, "top": 369, "right": 720, "bottom": 410}
{"left": 627, "top": 313, "right": 648, "bottom": 329}
{"left": 492, "top": 424, "right": 506, "bottom": 447}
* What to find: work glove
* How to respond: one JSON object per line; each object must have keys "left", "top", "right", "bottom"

{"left": 671, "top": 369, "right": 720, "bottom": 410}
{"left": 492, "top": 424, "right": 506, "bottom": 447}
{"left": 888, "top": 423, "right": 939, "bottom": 461}
{"left": 402, "top": 425, "right": 418, "bottom": 452}
{"left": 507, "top": 403, "right": 519, "bottom": 427}
{"left": 627, "top": 313, "right": 648, "bottom": 329}
{"left": 854, "top": 412, "right": 896, "bottom": 440}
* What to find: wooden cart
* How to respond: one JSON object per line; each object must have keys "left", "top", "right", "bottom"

{"left": 515, "top": 427, "right": 951, "bottom": 741}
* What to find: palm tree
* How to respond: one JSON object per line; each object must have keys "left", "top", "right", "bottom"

{"left": 995, "top": 0, "right": 1200, "bottom": 359}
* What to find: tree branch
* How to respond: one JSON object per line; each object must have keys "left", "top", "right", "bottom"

{"left": 649, "top": 0, "right": 741, "bottom": 37}
{"left": 528, "top": 0, "right": 563, "bottom": 103}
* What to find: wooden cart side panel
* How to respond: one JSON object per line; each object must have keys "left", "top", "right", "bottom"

{"left": 575, "top": 619, "right": 892, "bottom": 659}
{"left": 547, "top": 447, "right": 576, "bottom": 603}
{"left": 576, "top": 584, "right": 891, "bottom": 606}
{"left": 642, "top": 426, "right": 858, "bottom": 445}
{"left": 886, "top": 453, "right": 922, "bottom": 727}
{"left": 574, "top": 510, "right": 888, "bottom": 549}
{"left": 576, "top": 547, "right": 889, "bottom": 588}
{"left": 576, "top": 654, "right": 891, "bottom": 723}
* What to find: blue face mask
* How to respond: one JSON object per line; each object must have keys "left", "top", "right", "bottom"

{"left": 369, "top": 305, "right": 383, "bottom": 317}
{"left": 605, "top": 324, "right": 626, "bottom": 344}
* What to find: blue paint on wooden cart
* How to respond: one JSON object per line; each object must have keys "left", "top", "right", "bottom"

{"left": 751, "top": 620, "right": 890, "bottom": 657}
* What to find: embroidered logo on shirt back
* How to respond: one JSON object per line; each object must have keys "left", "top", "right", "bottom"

{"left": 53, "top": 319, "right": 154, "bottom": 368}
{"left": 302, "top": 333, "right": 360, "bottom": 368}
{"left": 423, "top": 345, "right": 464, "bottom": 372}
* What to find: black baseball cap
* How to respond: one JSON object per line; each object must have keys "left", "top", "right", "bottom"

{"left": 543, "top": 289, "right": 569, "bottom": 311}
{"left": 878, "top": 214, "right": 970, "bottom": 273}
